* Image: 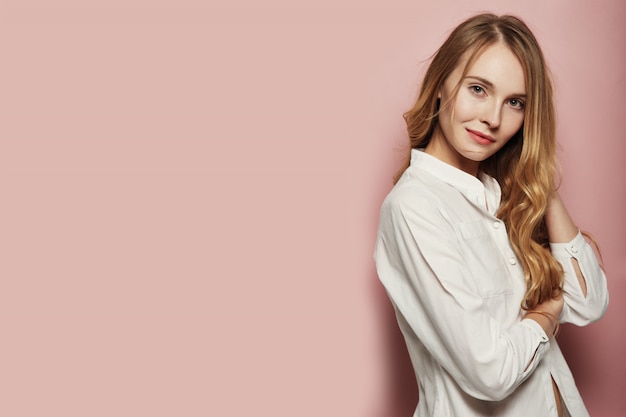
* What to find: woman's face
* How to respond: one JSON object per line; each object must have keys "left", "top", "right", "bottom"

{"left": 426, "top": 42, "right": 526, "bottom": 176}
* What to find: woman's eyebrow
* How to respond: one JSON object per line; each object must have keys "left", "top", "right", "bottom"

{"left": 465, "top": 75, "right": 527, "bottom": 98}
{"left": 466, "top": 75, "right": 494, "bottom": 87}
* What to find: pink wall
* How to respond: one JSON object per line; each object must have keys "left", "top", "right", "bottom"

{"left": 3, "top": 0, "right": 624, "bottom": 416}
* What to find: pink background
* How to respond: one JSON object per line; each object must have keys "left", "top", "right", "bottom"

{"left": 2, "top": 0, "right": 624, "bottom": 416}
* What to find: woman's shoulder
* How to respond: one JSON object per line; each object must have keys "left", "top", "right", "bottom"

{"left": 381, "top": 170, "right": 453, "bottom": 221}
{"left": 384, "top": 169, "right": 457, "bottom": 209}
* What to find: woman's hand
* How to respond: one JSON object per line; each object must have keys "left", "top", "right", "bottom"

{"left": 525, "top": 296, "right": 564, "bottom": 337}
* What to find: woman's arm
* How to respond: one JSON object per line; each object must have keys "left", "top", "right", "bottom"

{"left": 544, "top": 192, "right": 587, "bottom": 295}
{"left": 543, "top": 191, "right": 609, "bottom": 324}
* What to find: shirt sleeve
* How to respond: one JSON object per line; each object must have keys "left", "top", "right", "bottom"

{"left": 550, "top": 231, "right": 609, "bottom": 325}
{"left": 374, "top": 192, "right": 550, "bottom": 402}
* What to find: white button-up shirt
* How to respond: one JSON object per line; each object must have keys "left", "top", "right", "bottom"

{"left": 374, "top": 149, "right": 609, "bottom": 417}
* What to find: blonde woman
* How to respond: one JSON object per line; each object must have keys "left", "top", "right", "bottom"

{"left": 374, "top": 13, "right": 608, "bottom": 417}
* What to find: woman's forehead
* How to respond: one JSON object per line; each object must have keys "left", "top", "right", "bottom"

{"left": 451, "top": 43, "right": 526, "bottom": 95}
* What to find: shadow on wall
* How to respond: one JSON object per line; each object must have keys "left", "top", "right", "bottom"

{"left": 370, "top": 271, "right": 418, "bottom": 416}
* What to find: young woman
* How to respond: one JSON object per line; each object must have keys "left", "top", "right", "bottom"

{"left": 374, "top": 13, "right": 608, "bottom": 417}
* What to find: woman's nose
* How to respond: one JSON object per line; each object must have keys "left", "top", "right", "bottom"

{"left": 480, "top": 102, "right": 501, "bottom": 128}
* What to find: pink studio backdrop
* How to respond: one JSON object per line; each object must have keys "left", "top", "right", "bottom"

{"left": 2, "top": 0, "right": 624, "bottom": 416}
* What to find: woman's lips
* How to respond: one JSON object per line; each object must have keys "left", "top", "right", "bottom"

{"left": 467, "top": 128, "right": 495, "bottom": 145}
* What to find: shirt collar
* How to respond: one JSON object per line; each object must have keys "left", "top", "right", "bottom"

{"left": 408, "top": 148, "right": 501, "bottom": 215}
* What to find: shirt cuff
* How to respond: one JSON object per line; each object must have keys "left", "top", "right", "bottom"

{"left": 520, "top": 317, "right": 550, "bottom": 343}
{"left": 518, "top": 319, "right": 551, "bottom": 375}
{"left": 549, "top": 230, "right": 585, "bottom": 259}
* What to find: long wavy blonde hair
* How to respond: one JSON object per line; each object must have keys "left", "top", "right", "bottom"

{"left": 396, "top": 13, "right": 562, "bottom": 309}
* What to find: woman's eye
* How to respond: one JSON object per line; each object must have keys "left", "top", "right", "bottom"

{"left": 509, "top": 99, "right": 525, "bottom": 109}
{"left": 471, "top": 85, "right": 485, "bottom": 94}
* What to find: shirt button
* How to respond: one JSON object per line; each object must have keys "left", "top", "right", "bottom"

{"left": 508, "top": 257, "right": 517, "bottom": 265}
{"left": 570, "top": 246, "right": 578, "bottom": 253}
{"left": 493, "top": 221, "right": 501, "bottom": 229}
